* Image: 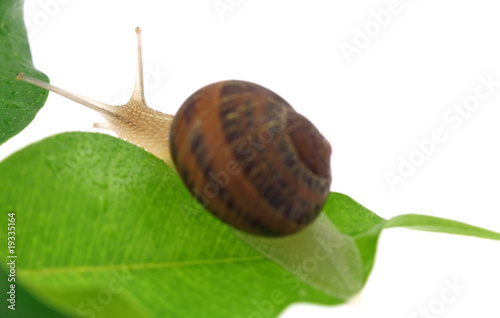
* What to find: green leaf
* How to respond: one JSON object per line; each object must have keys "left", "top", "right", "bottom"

{"left": 0, "top": 266, "right": 71, "bottom": 318}
{"left": 0, "top": 0, "right": 49, "bottom": 145}
{"left": 0, "top": 133, "right": 340, "bottom": 318}
{"left": 0, "top": 132, "right": 499, "bottom": 317}
{"left": 385, "top": 214, "right": 500, "bottom": 240}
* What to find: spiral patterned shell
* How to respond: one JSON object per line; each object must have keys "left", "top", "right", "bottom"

{"left": 170, "top": 80, "right": 331, "bottom": 236}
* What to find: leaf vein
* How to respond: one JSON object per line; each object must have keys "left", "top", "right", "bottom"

{"left": 18, "top": 255, "right": 266, "bottom": 276}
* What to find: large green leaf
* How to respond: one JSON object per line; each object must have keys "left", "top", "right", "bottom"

{"left": 0, "top": 133, "right": 338, "bottom": 318}
{"left": 0, "top": 0, "right": 49, "bottom": 145}
{"left": 1, "top": 132, "right": 499, "bottom": 318}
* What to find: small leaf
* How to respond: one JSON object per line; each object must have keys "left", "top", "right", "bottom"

{"left": 0, "top": 0, "right": 49, "bottom": 145}
{"left": 0, "top": 266, "right": 70, "bottom": 318}
{"left": 385, "top": 214, "right": 500, "bottom": 240}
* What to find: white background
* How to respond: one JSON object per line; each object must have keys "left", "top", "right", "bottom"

{"left": 2, "top": 0, "right": 500, "bottom": 317}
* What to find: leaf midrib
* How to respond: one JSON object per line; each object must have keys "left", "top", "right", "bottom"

{"left": 18, "top": 255, "right": 266, "bottom": 276}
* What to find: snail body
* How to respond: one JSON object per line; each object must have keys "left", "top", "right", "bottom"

{"left": 17, "top": 28, "right": 331, "bottom": 237}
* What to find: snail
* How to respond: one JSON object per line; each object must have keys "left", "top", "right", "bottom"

{"left": 17, "top": 27, "right": 332, "bottom": 237}
{"left": 17, "top": 28, "right": 363, "bottom": 300}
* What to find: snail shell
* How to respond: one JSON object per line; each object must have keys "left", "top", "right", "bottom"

{"left": 171, "top": 80, "right": 331, "bottom": 236}
{"left": 16, "top": 28, "right": 332, "bottom": 237}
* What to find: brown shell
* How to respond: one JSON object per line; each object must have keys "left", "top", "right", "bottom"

{"left": 169, "top": 80, "right": 331, "bottom": 236}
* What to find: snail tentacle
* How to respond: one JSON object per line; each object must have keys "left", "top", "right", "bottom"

{"left": 16, "top": 28, "right": 174, "bottom": 164}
